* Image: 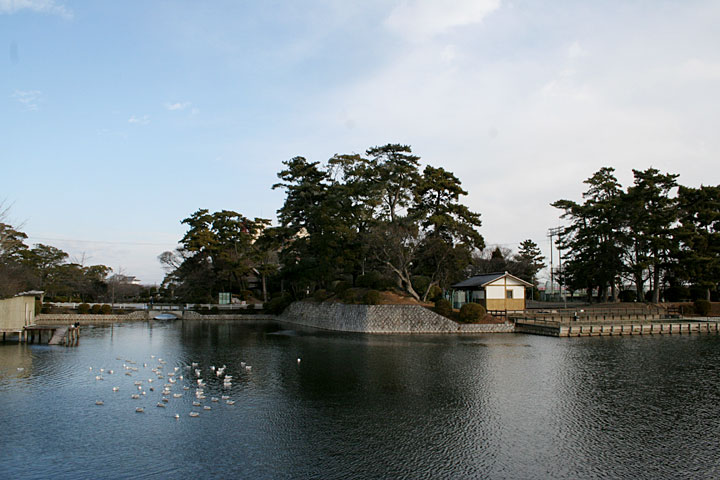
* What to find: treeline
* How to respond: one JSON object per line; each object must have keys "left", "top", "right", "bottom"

{"left": 553, "top": 167, "right": 720, "bottom": 303}
{"left": 160, "top": 144, "right": 545, "bottom": 305}
{"left": 0, "top": 207, "right": 151, "bottom": 302}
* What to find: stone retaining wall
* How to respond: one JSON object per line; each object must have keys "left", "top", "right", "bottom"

{"left": 280, "top": 302, "right": 514, "bottom": 334}
{"left": 35, "top": 311, "right": 148, "bottom": 324}
{"left": 36, "top": 311, "right": 275, "bottom": 324}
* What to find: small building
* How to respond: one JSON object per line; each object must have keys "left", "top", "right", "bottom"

{"left": 0, "top": 292, "right": 40, "bottom": 335}
{"left": 451, "top": 272, "right": 532, "bottom": 312}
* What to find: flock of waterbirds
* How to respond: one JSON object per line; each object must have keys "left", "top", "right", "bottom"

{"left": 89, "top": 354, "right": 299, "bottom": 419}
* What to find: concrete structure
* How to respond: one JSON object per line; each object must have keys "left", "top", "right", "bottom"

{"left": 514, "top": 319, "right": 720, "bottom": 337}
{"left": 0, "top": 293, "right": 37, "bottom": 337}
{"left": 451, "top": 272, "right": 532, "bottom": 312}
{"left": 280, "top": 302, "right": 514, "bottom": 334}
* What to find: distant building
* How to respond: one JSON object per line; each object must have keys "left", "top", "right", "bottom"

{"left": 451, "top": 272, "right": 531, "bottom": 312}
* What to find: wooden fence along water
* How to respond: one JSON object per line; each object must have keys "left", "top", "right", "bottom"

{"left": 512, "top": 303, "right": 720, "bottom": 337}
{"left": 514, "top": 318, "right": 720, "bottom": 337}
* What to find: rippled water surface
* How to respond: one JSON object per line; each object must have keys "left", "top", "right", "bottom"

{"left": 2, "top": 320, "right": 720, "bottom": 479}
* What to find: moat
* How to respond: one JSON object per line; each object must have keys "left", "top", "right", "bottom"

{"left": 2, "top": 319, "right": 719, "bottom": 479}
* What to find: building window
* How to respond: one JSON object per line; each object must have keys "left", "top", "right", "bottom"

{"left": 506, "top": 290, "right": 513, "bottom": 299}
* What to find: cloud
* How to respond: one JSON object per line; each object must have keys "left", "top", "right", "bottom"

{"left": 128, "top": 114, "right": 150, "bottom": 125}
{"left": 385, "top": 0, "right": 501, "bottom": 42}
{"left": 11, "top": 89, "right": 42, "bottom": 110}
{"left": 0, "top": 0, "right": 72, "bottom": 18}
{"left": 165, "top": 101, "right": 191, "bottom": 111}
{"left": 678, "top": 58, "right": 720, "bottom": 80}
{"left": 567, "top": 41, "right": 588, "bottom": 59}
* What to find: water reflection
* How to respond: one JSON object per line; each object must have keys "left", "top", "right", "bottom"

{"left": 2, "top": 321, "right": 720, "bottom": 479}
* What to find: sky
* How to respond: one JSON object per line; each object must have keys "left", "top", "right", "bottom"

{"left": 2, "top": 0, "right": 720, "bottom": 285}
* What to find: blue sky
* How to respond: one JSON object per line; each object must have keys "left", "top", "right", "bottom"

{"left": 2, "top": 0, "right": 720, "bottom": 284}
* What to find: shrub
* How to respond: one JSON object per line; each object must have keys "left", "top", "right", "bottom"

{"left": 680, "top": 303, "right": 695, "bottom": 316}
{"left": 357, "top": 272, "right": 392, "bottom": 290}
{"left": 363, "top": 289, "right": 382, "bottom": 305}
{"left": 313, "top": 289, "right": 331, "bottom": 302}
{"left": 100, "top": 304, "right": 112, "bottom": 314}
{"left": 458, "top": 303, "right": 486, "bottom": 323}
{"left": 694, "top": 299, "right": 711, "bottom": 316}
{"left": 618, "top": 290, "right": 637, "bottom": 302}
{"left": 210, "top": 306, "right": 219, "bottom": 314}
{"left": 426, "top": 285, "right": 443, "bottom": 302}
{"left": 77, "top": 303, "right": 91, "bottom": 314}
{"left": 266, "top": 294, "right": 293, "bottom": 315}
{"left": 240, "top": 290, "right": 253, "bottom": 301}
{"left": 90, "top": 304, "right": 103, "bottom": 314}
{"left": 664, "top": 286, "right": 690, "bottom": 302}
{"left": 434, "top": 298, "right": 452, "bottom": 317}
{"left": 334, "top": 281, "right": 351, "bottom": 296}
{"left": 340, "top": 288, "right": 357, "bottom": 304}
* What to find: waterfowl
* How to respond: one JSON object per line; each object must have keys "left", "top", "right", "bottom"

{"left": 112, "top": 387, "right": 119, "bottom": 392}
{"left": 211, "top": 397, "right": 219, "bottom": 402}
{"left": 131, "top": 394, "right": 140, "bottom": 399}
{"left": 95, "top": 400, "right": 104, "bottom": 405}
{"left": 189, "top": 412, "right": 199, "bottom": 417}
{"left": 203, "top": 406, "right": 211, "bottom": 410}
{"left": 135, "top": 407, "right": 144, "bottom": 413}
{"left": 157, "top": 402, "right": 166, "bottom": 408}
{"left": 192, "top": 401, "right": 201, "bottom": 407}
{"left": 226, "top": 400, "right": 235, "bottom": 405}
{"left": 174, "top": 414, "right": 180, "bottom": 419}
{"left": 173, "top": 393, "right": 182, "bottom": 398}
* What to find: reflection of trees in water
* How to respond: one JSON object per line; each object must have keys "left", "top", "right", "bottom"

{"left": 0, "top": 344, "right": 33, "bottom": 380}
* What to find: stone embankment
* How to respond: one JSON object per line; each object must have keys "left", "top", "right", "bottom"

{"left": 280, "top": 301, "right": 514, "bottom": 334}
{"left": 36, "top": 311, "right": 148, "bottom": 325}
{"left": 36, "top": 311, "right": 275, "bottom": 325}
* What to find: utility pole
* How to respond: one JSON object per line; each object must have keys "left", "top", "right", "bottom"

{"left": 547, "top": 227, "right": 563, "bottom": 301}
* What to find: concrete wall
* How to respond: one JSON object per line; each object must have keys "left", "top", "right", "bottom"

{"left": 0, "top": 296, "right": 35, "bottom": 331}
{"left": 280, "top": 302, "right": 514, "bottom": 334}
{"left": 35, "top": 311, "right": 148, "bottom": 325}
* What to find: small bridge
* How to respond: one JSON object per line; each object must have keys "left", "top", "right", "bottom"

{"left": 148, "top": 310, "right": 183, "bottom": 320}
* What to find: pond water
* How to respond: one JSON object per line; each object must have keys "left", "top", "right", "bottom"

{"left": 2, "top": 320, "right": 720, "bottom": 479}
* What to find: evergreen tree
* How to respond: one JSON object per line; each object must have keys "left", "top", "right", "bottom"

{"left": 624, "top": 168, "right": 678, "bottom": 302}
{"left": 673, "top": 185, "right": 720, "bottom": 300}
